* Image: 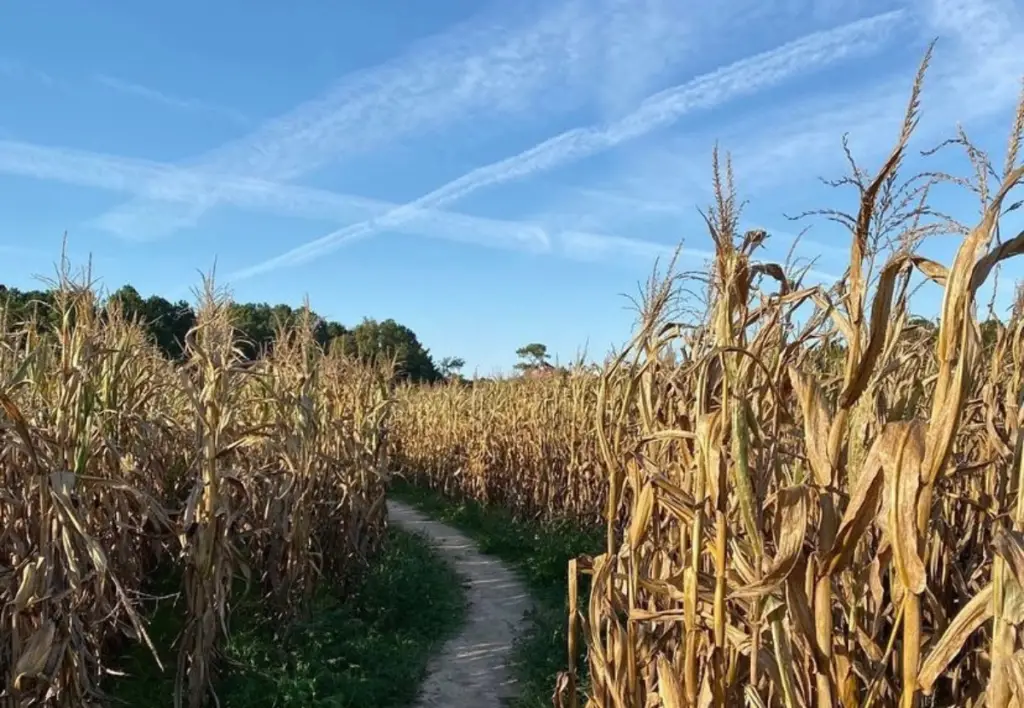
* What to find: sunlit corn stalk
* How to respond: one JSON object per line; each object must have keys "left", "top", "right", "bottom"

{"left": 0, "top": 256, "right": 396, "bottom": 706}
{"left": 255, "top": 306, "right": 324, "bottom": 613}
{"left": 175, "top": 276, "right": 248, "bottom": 708}
{"left": 386, "top": 46, "right": 1024, "bottom": 708}
{"left": 1, "top": 256, "right": 167, "bottom": 706}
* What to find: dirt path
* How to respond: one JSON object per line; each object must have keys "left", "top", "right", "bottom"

{"left": 386, "top": 499, "right": 534, "bottom": 707}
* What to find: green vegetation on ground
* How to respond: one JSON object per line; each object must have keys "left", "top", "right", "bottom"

{"left": 389, "top": 479, "right": 603, "bottom": 708}
{"left": 108, "top": 528, "right": 467, "bottom": 708}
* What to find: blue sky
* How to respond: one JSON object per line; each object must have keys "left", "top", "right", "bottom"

{"left": 1, "top": 0, "right": 1023, "bottom": 374}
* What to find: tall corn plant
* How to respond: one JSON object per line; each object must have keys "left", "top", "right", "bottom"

{"left": 255, "top": 305, "right": 326, "bottom": 614}
{"left": 390, "top": 371, "right": 605, "bottom": 525}
{"left": 0, "top": 259, "right": 169, "bottom": 706}
{"left": 0, "top": 263, "right": 395, "bottom": 706}
{"left": 557, "top": 50, "right": 1024, "bottom": 708}
{"left": 175, "top": 276, "right": 250, "bottom": 708}
{"left": 318, "top": 348, "right": 393, "bottom": 585}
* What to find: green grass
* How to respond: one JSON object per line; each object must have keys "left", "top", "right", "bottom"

{"left": 107, "top": 527, "right": 467, "bottom": 707}
{"left": 389, "top": 479, "right": 604, "bottom": 708}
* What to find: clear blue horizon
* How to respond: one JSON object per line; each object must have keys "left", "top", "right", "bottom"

{"left": 1, "top": 0, "right": 1023, "bottom": 375}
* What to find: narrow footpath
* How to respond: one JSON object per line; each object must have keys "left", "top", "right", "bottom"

{"left": 386, "top": 499, "right": 534, "bottom": 707}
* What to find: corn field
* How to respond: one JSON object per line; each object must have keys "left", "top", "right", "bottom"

{"left": 394, "top": 53, "right": 1024, "bottom": 706}
{"left": 391, "top": 369, "right": 607, "bottom": 525}
{"left": 5, "top": 46, "right": 1024, "bottom": 708}
{"left": 0, "top": 267, "right": 392, "bottom": 707}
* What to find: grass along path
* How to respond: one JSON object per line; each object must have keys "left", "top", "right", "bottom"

{"left": 386, "top": 499, "right": 534, "bottom": 707}
{"left": 109, "top": 527, "right": 467, "bottom": 707}
{"left": 388, "top": 481, "right": 604, "bottom": 708}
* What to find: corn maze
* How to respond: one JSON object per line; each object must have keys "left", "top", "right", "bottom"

{"left": 393, "top": 53, "right": 1024, "bottom": 707}
{"left": 0, "top": 272, "right": 391, "bottom": 707}
{"left": 5, "top": 48, "right": 1024, "bottom": 708}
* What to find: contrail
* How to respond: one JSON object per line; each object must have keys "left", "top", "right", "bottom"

{"left": 0, "top": 138, "right": 695, "bottom": 266}
{"left": 91, "top": 0, "right": 665, "bottom": 240}
{"left": 229, "top": 9, "right": 906, "bottom": 281}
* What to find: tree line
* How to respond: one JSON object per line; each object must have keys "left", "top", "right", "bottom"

{"left": 0, "top": 283, "right": 444, "bottom": 383}
{"left": 0, "top": 283, "right": 622, "bottom": 384}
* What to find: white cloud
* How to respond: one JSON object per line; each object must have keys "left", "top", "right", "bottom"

{"left": 0, "top": 58, "right": 55, "bottom": 86}
{"left": 587, "top": 0, "right": 1024, "bottom": 218}
{"left": 92, "top": 0, "right": 907, "bottom": 247}
{"left": 922, "top": 0, "right": 1020, "bottom": 52}
{"left": 0, "top": 138, "right": 684, "bottom": 265}
{"left": 92, "top": 0, "right": 707, "bottom": 241}
{"left": 93, "top": 74, "right": 248, "bottom": 125}
{"left": 560, "top": 230, "right": 696, "bottom": 261}
{"left": 229, "top": 9, "right": 907, "bottom": 280}
{"left": 730, "top": 63, "right": 1023, "bottom": 191}
{"left": 568, "top": 187, "right": 688, "bottom": 216}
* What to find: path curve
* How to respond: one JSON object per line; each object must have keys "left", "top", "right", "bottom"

{"left": 387, "top": 499, "right": 534, "bottom": 707}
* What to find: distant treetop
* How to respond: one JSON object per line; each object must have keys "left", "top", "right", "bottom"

{"left": 0, "top": 282, "right": 443, "bottom": 383}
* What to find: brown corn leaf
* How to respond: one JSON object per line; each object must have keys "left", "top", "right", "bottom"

{"left": 628, "top": 482, "right": 655, "bottom": 550}
{"left": 839, "top": 256, "right": 909, "bottom": 409}
{"left": 883, "top": 421, "right": 927, "bottom": 595}
{"left": 787, "top": 367, "right": 833, "bottom": 486}
{"left": 994, "top": 527, "right": 1024, "bottom": 589}
{"left": 827, "top": 435, "right": 886, "bottom": 576}
{"left": 1008, "top": 650, "right": 1024, "bottom": 703}
{"left": 910, "top": 255, "right": 949, "bottom": 286}
{"left": 812, "top": 291, "right": 856, "bottom": 343}
{"left": 13, "top": 557, "right": 43, "bottom": 612}
{"left": 656, "top": 655, "right": 686, "bottom": 708}
{"left": 730, "top": 485, "right": 808, "bottom": 599}
{"left": 652, "top": 477, "right": 696, "bottom": 526}
{"left": 13, "top": 619, "right": 56, "bottom": 690}
{"left": 969, "top": 229, "right": 1024, "bottom": 294}
{"left": 918, "top": 584, "right": 994, "bottom": 694}
{"left": 1005, "top": 576, "right": 1024, "bottom": 625}
{"left": 744, "top": 685, "right": 769, "bottom": 708}
{"left": 785, "top": 555, "right": 823, "bottom": 672}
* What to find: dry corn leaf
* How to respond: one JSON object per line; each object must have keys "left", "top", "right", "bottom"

{"left": 909, "top": 255, "right": 948, "bottom": 286}
{"left": 883, "top": 421, "right": 927, "bottom": 595}
{"left": 994, "top": 527, "right": 1024, "bottom": 589}
{"left": 785, "top": 556, "right": 823, "bottom": 671}
{"left": 1009, "top": 650, "right": 1024, "bottom": 704}
{"left": 969, "top": 228, "right": 1024, "bottom": 293}
{"left": 918, "top": 583, "right": 994, "bottom": 694}
{"left": 1004, "top": 576, "right": 1024, "bottom": 625}
{"left": 14, "top": 556, "right": 43, "bottom": 611}
{"left": 628, "top": 482, "right": 655, "bottom": 550}
{"left": 13, "top": 619, "right": 56, "bottom": 690}
{"left": 839, "top": 256, "right": 908, "bottom": 409}
{"left": 787, "top": 367, "right": 833, "bottom": 486}
{"left": 827, "top": 435, "right": 885, "bottom": 576}
{"left": 730, "top": 485, "right": 808, "bottom": 599}
{"left": 656, "top": 655, "right": 685, "bottom": 708}
{"left": 652, "top": 477, "right": 696, "bottom": 526}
